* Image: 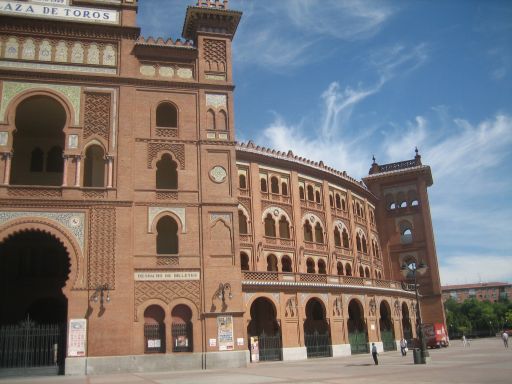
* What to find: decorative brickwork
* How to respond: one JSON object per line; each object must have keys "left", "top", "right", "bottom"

{"left": 84, "top": 92, "right": 111, "bottom": 140}
{"left": 7, "top": 187, "right": 62, "bottom": 198}
{"left": 156, "top": 191, "right": 178, "bottom": 200}
{"left": 156, "top": 256, "right": 179, "bottom": 266}
{"left": 82, "top": 190, "right": 107, "bottom": 199}
{"left": 134, "top": 280, "right": 200, "bottom": 321}
{"left": 155, "top": 128, "right": 178, "bottom": 138}
{"left": 204, "top": 39, "right": 226, "bottom": 72}
{"left": 147, "top": 142, "right": 185, "bottom": 169}
{"left": 88, "top": 207, "right": 116, "bottom": 289}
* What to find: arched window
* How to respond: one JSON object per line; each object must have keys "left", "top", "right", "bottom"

{"left": 46, "top": 146, "right": 63, "bottom": 172}
{"left": 356, "top": 233, "right": 362, "bottom": 252}
{"left": 362, "top": 235, "right": 368, "bottom": 253}
{"left": 281, "top": 255, "right": 292, "bottom": 273}
{"left": 315, "top": 190, "right": 321, "bottom": 203}
{"left": 329, "top": 194, "right": 334, "bottom": 207}
{"left": 400, "top": 201, "right": 407, "bottom": 208}
{"left": 342, "top": 228, "right": 350, "bottom": 248}
{"left": 264, "top": 214, "right": 276, "bottom": 237}
{"left": 156, "top": 103, "right": 177, "bottom": 128}
{"left": 411, "top": 199, "right": 419, "bottom": 206}
{"left": 144, "top": 305, "right": 166, "bottom": 354}
{"left": 359, "top": 266, "right": 364, "bottom": 277}
{"left": 270, "top": 176, "right": 279, "bottom": 194}
{"left": 314, "top": 222, "right": 323, "bottom": 244}
{"left": 30, "top": 148, "right": 43, "bottom": 172}
{"left": 303, "top": 221, "right": 313, "bottom": 242}
{"left": 281, "top": 182, "right": 288, "bottom": 196}
{"left": 240, "top": 252, "right": 249, "bottom": 271}
{"left": 267, "top": 254, "right": 278, "bottom": 272}
{"left": 378, "top": 271, "right": 382, "bottom": 279}
{"left": 306, "top": 258, "right": 315, "bottom": 273}
{"left": 156, "top": 216, "right": 178, "bottom": 254}
{"left": 346, "top": 263, "right": 352, "bottom": 276}
{"left": 341, "top": 199, "right": 346, "bottom": 211}
{"left": 239, "top": 174, "right": 246, "bottom": 189}
{"left": 337, "top": 262, "right": 344, "bottom": 276}
{"left": 400, "top": 221, "right": 413, "bottom": 244}
{"left": 156, "top": 154, "right": 178, "bottom": 189}
{"left": 365, "top": 267, "right": 370, "bottom": 278}
{"left": 218, "top": 110, "right": 227, "bottom": 131}
{"left": 84, "top": 144, "right": 105, "bottom": 187}
{"left": 238, "top": 210, "right": 248, "bottom": 234}
{"left": 299, "top": 186, "right": 305, "bottom": 200}
{"left": 334, "top": 227, "right": 342, "bottom": 247}
{"left": 335, "top": 194, "right": 341, "bottom": 209}
{"left": 279, "top": 216, "right": 290, "bottom": 239}
{"left": 389, "top": 202, "right": 396, "bottom": 210}
{"left": 318, "top": 259, "right": 326, "bottom": 274}
{"left": 206, "top": 109, "right": 216, "bottom": 130}
{"left": 307, "top": 185, "right": 314, "bottom": 201}
{"left": 171, "top": 305, "right": 193, "bottom": 352}
{"left": 260, "top": 178, "right": 267, "bottom": 192}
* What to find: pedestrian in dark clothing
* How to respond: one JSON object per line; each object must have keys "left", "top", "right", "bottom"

{"left": 372, "top": 343, "right": 379, "bottom": 365}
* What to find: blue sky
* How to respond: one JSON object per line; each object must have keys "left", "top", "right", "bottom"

{"left": 138, "top": 0, "right": 512, "bottom": 285}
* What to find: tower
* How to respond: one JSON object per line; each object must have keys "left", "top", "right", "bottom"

{"left": 363, "top": 150, "right": 446, "bottom": 327}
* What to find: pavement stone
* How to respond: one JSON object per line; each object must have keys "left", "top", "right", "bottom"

{"left": 1, "top": 337, "right": 510, "bottom": 384}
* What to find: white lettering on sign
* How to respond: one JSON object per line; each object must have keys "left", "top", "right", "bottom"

{"left": 134, "top": 271, "right": 200, "bottom": 281}
{"left": 0, "top": 1, "right": 119, "bottom": 25}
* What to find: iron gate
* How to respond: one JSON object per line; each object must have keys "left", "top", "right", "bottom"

{"left": 171, "top": 323, "right": 192, "bottom": 352}
{"left": 144, "top": 323, "right": 165, "bottom": 353}
{"left": 0, "top": 318, "right": 65, "bottom": 374}
{"left": 258, "top": 331, "right": 282, "bottom": 361}
{"left": 348, "top": 331, "right": 369, "bottom": 354}
{"left": 381, "top": 330, "right": 396, "bottom": 351}
{"left": 304, "top": 331, "right": 332, "bottom": 358}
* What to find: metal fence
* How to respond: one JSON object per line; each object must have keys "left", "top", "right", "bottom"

{"left": 258, "top": 332, "right": 282, "bottom": 361}
{"left": 305, "top": 331, "right": 332, "bottom": 358}
{"left": 144, "top": 323, "right": 165, "bottom": 353}
{"left": 0, "top": 319, "right": 64, "bottom": 370}
{"left": 348, "top": 331, "right": 369, "bottom": 354}
{"left": 171, "top": 323, "right": 192, "bottom": 352}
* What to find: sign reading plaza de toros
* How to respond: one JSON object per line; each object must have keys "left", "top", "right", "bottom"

{"left": 0, "top": 0, "right": 119, "bottom": 24}
{"left": 134, "top": 271, "right": 200, "bottom": 281}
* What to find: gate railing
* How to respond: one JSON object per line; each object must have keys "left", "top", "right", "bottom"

{"left": 144, "top": 323, "right": 165, "bottom": 353}
{"left": 381, "top": 330, "right": 397, "bottom": 351}
{"left": 304, "top": 331, "right": 332, "bottom": 358}
{"left": 348, "top": 331, "right": 369, "bottom": 354}
{"left": 171, "top": 323, "right": 192, "bottom": 352}
{"left": 258, "top": 331, "right": 282, "bottom": 361}
{"left": 0, "top": 319, "right": 63, "bottom": 369}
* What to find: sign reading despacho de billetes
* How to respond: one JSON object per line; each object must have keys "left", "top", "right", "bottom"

{"left": 0, "top": 0, "right": 119, "bottom": 25}
{"left": 134, "top": 271, "right": 200, "bottom": 281}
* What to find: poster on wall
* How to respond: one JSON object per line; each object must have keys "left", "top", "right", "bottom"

{"left": 250, "top": 336, "right": 259, "bottom": 362}
{"left": 217, "top": 315, "right": 234, "bottom": 351}
{"left": 68, "top": 319, "right": 87, "bottom": 357}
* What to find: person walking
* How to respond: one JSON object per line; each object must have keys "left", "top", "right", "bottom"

{"left": 502, "top": 331, "right": 509, "bottom": 348}
{"left": 462, "top": 334, "right": 467, "bottom": 347}
{"left": 371, "top": 343, "right": 379, "bottom": 365}
{"left": 400, "top": 338, "right": 408, "bottom": 356}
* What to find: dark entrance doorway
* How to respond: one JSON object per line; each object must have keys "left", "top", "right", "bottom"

{"left": 402, "top": 302, "right": 413, "bottom": 345}
{"left": 247, "top": 298, "right": 282, "bottom": 361}
{"left": 0, "top": 230, "right": 70, "bottom": 375}
{"left": 304, "top": 299, "right": 332, "bottom": 358}
{"left": 348, "top": 299, "right": 369, "bottom": 354}
{"left": 379, "top": 301, "right": 396, "bottom": 351}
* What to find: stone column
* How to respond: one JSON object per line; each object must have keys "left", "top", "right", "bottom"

{"left": 106, "top": 155, "right": 113, "bottom": 188}
{"left": 62, "top": 155, "right": 69, "bottom": 187}
{"left": 74, "top": 155, "right": 81, "bottom": 187}
{"left": 2, "top": 152, "right": 12, "bottom": 185}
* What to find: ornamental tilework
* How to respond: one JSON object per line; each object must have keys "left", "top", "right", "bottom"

{"left": 0, "top": 211, "right": 85, "bottom": 251}
{"left": 134, "top": 280, "right": 200, "bottom": 321}
{"left": 205, "top": 93, "right": 227, "bottom": 109}
{"left": 148, "top": 207, "right": 186, "bottom": 233}
{"left": 84, "top": 92, "right": 111, "bottom": 140}
{"left": 88, "top": 207, "right": 116, "bottom": 289}
{"left": 0, "top": 81, "right": 81, "bottom": 125}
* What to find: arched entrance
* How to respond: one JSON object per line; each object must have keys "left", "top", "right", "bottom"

{"left": 303, "top": 298, "right": 332, "bottom": 358}
{"left": 10, "top": 95, "right": 67, "bottom": 186}
{"left": 144, "top": 305, "right": 166, "bottom": 354}
{"left": 171, "top": 304, "right": 193, "bottom": 353}
{"left": 0, "top": 230, "right": 70, "bottom": 374}
{"left": 347, "top": 299, "right": 369, "bottom": 354}
{"left": 402, "top": 302, "right": 413, "bottom": 343}
{"left": 247, "top": 298, "right": 282, "bottom": 361}
{"left": 379, "top": 301, "right": 396, "bottom": 351}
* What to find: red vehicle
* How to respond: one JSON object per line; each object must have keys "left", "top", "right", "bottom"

{"left": 422, "top": 323, "right": 449, "bottom": 348}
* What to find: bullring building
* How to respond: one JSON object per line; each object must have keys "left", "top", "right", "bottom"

{"left": 0, "top": 0, "right": 446, "bottom": 376}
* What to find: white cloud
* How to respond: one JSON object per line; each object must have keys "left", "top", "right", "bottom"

{"left": 440, "top": 255, "right": 512, "bottom": 285}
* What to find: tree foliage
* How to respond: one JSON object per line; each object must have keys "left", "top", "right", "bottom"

{"left": 444, "top": 298, "right": 512, "bottom": 336}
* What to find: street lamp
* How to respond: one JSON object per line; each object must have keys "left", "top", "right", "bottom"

{"left": 401, "top": 260, "right": 428, "bottom": 364}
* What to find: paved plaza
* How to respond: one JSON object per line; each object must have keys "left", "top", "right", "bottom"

{"left": 2, "top": 337, "right": 510, "bottom": 384}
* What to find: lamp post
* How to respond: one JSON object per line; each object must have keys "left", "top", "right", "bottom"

{"left": 401, "top": 260, "right": 428, "bottom": 364}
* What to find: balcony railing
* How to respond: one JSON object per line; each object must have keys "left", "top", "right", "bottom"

{"left": 242, "top": 271, "right": 403, "bottom": 290}
{"left": 239, "top": 234, "right": 253, "bottom": 244}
